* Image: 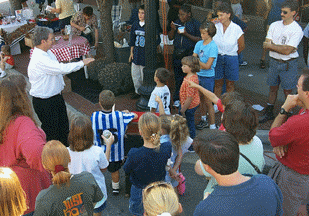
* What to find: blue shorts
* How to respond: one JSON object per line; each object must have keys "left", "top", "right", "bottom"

{"left": 267, "top": 57, "right": 298, "bottom": 90}
{"left": 215, "top": 55, "right": 239, "bottom": 81}
{"left": 198, "top": 76, "right": 215, "bottom": 92}
{"left": 129, "top": 185, "right": 144, "bottom": 216}
{"left": 94, "top": 201, "right": 107, "bottom": 213}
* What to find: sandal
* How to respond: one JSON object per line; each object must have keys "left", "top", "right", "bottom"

{"left": 260, "top": 59, "right": 266, "bottom": 69}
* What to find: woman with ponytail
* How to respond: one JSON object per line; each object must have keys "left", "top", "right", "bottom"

{"left": 34, "top": 140, "right": 104, "bottom": 216}
{"left": 123, "top": 112, "right": 172, "bottom": 216}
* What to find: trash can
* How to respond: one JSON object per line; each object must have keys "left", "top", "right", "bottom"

{"left": 114, "top": 46, "right": 131, "bottom": 63}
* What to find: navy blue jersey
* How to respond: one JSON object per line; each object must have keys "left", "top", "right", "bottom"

{"left": 129, "top": 21, "right": 146, "bottom": 66}
{"left": 173, "top": 18, "right": 201, "bottom": 50}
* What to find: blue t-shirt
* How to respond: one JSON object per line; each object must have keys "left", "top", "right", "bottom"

{"left": 194, "top": 40, "right": 218, "bottom": 77}
{"left": 123, "top": 142, "right": 172, "bottom": 188}
{"left": 173, "top": 18, "right": 200, "bottom": 50}
{"left": 194, "top": 175, "right": 283, "bottom": 216}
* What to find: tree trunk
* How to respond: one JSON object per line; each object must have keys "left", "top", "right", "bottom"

{"left": 9, "top": 0, "right": 22, "bottom": 12}
{"left": 97, "top": 0, "right": 114, "bottom": 64}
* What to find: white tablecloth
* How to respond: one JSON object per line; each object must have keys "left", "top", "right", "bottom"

{"left": 0, "top": 20, "right": 27, "bottom": 33}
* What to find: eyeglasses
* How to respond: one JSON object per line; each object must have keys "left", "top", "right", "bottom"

{"left": 143, "top": 182, "right": 171, "bottom": 194}
{"left": 281, "top": 10, "right": 288, "bottom": 15}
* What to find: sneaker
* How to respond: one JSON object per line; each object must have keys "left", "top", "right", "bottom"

{"left": 259, "top": 105, "right": 275, "bottom": 123}
{"left": 213, "top": 104, "right": 219, "bottom": 113}
{"left": 240, "top": 61, "right": 248, "bottom": 66}
{"left": 209, "top": 124, "right": 218, "bottom": 130}
{"left": 173, "top": 100, "right": 180, "bottom": 108}
{"left": 196, "top": 120, "right": 209, "bottom": 130}
{"left": 187, "top": 145, "right": 194, "bottom": 153}
{"left": 177, "top": 173, "right": 186, "bottom": 196}
{"left": 0, "top": 71, "right": 6, "bottom": 78}
{"left": 112, "top": 188, "right": 120, "bottom": 195}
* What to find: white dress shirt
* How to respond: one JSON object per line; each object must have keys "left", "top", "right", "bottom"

{"left": 266, "top": 20, "right": 303, "bottom": 61}
{"left": 213, "top": 21, "right": 243, "bottom": 56}
{"left": 28, "top": 47, "right": 84, "bottom": 98}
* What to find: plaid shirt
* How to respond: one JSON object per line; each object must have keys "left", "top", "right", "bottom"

{"left": 71, "top": 11, "right": 98, "bottom": 36}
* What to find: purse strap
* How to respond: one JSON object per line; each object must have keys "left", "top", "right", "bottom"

{"left": 239, "top": 152, "right": 261, "bottom": 174}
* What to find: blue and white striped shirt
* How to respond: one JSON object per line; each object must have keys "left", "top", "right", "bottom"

{"left": 91, "top": 110, "right": 135, "bottom": 162}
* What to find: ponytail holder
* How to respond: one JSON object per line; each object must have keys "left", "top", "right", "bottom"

{"left": 158, "top": 213, "right": 171, "bottom": 216}
{"left": 54, "top": 165, "right": 65, "bottom": 174}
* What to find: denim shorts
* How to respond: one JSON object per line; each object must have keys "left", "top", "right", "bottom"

{"left": 215, "top": 54, "right": 239, "bottom": 81}
{"left": 129, "top": 185, "right": 144, "bottom": 216}
{"left": 267, "top": 57, "right": 298, "bottom": 90}
{"left": 198, "top": 76, "right": 215, "bottom": 92}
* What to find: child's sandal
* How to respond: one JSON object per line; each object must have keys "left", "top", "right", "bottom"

{"left": 260, "top": 59, "right": 266, "bottom": 69}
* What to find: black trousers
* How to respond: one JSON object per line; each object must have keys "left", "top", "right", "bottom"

{"left": 32, "top": 94, "right": 69, "bottom": 146}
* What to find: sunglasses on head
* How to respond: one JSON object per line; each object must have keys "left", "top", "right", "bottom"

{"left": 143, "top": 182, "right": 171, "bottom": 194}
{"left": 281, "top": 10, "right": 288, "bottom": 14}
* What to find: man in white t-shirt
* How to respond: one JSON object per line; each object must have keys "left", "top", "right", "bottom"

{"left": 260, "top": 0, "right": 303, "bottom": 123}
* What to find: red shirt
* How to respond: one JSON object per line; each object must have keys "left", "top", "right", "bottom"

{"left": 269, "top": 109, "right": 309, "bottom": 174}
{"left": 179, "top": 74, "right": 200, "bottom": 109}
{"left": 5, "top": 55, "right": 14, "bottom": 66}
{"left": 0, "top": 116, "right": 51, "bottom": 213}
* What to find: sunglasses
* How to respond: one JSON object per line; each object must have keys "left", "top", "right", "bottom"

{"left": 143, "top": 182, "right": 171, "bottom": 194}
{"left": 281, "top": 10, "right": 288, "bottom": 15}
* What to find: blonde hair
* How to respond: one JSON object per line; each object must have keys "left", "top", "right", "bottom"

{"left": 0, "top": 167, "right": 27, "bottom": 216}
{"left": 138, "top": 112, "right": 161, "bottom": 147}
{"left": 143, "top": 181, "right": 180, "bottom": 216}
{"left": 159, "top": 115, "right": 173, "bottom": 134}
{"left": 170, "top": 115, "right": 189, "bottom": 150}
{"left": 0, "top": 79, "right": 36, "bottom": 144}
{"left": 42, "top": 140, "right": 71, "bottom": 186}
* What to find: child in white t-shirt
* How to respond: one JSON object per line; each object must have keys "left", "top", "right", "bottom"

{"left": 67, "top": 115, "right": 114, "bottom": 216}
{"left": 148, "top": 68, "right": 171, "bottom": 115}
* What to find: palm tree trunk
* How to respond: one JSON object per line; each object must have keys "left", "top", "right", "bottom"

{"left": 97, "top": 0, "right": 114, "bottom": 64}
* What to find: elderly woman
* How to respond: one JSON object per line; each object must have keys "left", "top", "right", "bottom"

{"left": 213, "top": 2, "right": 245, "bottom": 99}
{"left": 70, "top": 6, "right": 99, "bottom": 47}
{"left": 50, "top": 0, "right": 75, "bottom": 31}
{"left": 168, "top": 4, "right": 201, "bottom": 108}
{"left": 0, "top": 79, "right": 51, "bottom": 216}
{"left": 195, "top": 101, "right": 265, "bottom": 199}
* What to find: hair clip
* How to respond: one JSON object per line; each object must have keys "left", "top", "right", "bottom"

{"left": 158, "top": 213, "right": 172, "bottom": 216}
{"left": 54, "top": 165, "right": 65, "bottom": 174}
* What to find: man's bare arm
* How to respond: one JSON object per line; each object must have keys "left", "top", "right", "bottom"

{"left": 263, "top": 40, "right": 296, "bottom": 55}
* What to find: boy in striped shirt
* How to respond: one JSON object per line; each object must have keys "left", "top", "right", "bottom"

{"left": 91, "top": 90, "right": 137, "bottom": 194}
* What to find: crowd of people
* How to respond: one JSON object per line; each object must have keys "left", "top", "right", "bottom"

{"left": 1, "top": 0, "right": 309, "bottom": 215}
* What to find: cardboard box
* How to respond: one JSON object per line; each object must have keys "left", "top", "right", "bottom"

{"left": 25, "top": 33, "right": 34, "bottom": 48}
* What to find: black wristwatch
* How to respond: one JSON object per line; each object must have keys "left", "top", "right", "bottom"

{"left": 280, "top": 107, "right": 289, "bottom": 115}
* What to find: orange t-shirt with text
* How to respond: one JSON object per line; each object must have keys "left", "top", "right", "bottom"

{"left": 179, "top": 74, "right": 200, "bottom": 109}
